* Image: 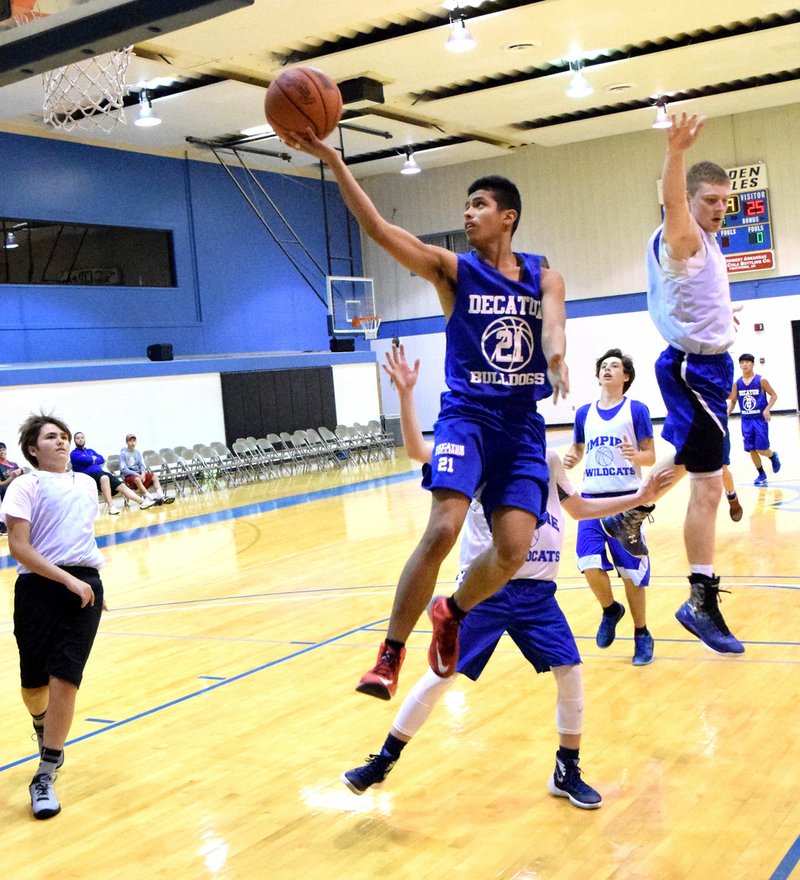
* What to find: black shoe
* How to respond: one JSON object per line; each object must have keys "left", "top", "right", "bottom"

{"left": 341, "top": 753, "right": 396, "bottom": 794}
{"left": 675, "top": 576, "right": 744, "bottom": 654}
{"left": 547, "top": 757, "right": 602, "bottom": 809}
{"left": 600, "top": 505, "right": 654, "bottom": 557}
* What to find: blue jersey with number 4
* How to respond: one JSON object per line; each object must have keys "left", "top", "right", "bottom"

{"left": 444, "top": 251, "right": 552, "bottom": 409}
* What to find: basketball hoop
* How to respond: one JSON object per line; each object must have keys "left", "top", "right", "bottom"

{"left": 42, "top": 45, "right": 133, "bottom": 132}
{"left": 353, "top": 315, "right": 381, "bottom": 340}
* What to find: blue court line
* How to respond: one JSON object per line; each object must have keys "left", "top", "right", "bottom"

{"left": 85, "top": 717, "right": 116, "bottom": 724}
{"left": 770, "top": 835, "right": 800, "bottom": 880}
{"left": 0, "top": 618, "right": 389, "bottom": 774}
{"left": 0, "top": 469, "right": 420, "bottom": 570}
{"left": 197, "top": 675, "right": 225, "bottom": 681}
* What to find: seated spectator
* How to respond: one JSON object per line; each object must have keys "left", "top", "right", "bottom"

{"left": 70, "top": 432, "right": 155, "bottom": 515}
{"left": 0, "top": 441, "right": 30, "bottom": 534}
{"left": 119, "top": 434, "right": 173, "bottom": 505}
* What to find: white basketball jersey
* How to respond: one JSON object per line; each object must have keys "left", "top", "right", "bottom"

{"left": 646, "top": 225, "right": 735, "bottom": 354}
{"left": 458, "top": 451, "right": 568, "bottom": 583}
{"left": 581, "top": 399, "right": 643, "bottom": 495}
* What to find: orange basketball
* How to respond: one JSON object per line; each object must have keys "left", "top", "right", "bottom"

{"left": 264, "top": 67, "right": 342, "bottom": 141}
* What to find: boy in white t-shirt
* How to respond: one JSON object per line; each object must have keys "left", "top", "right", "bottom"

{"left": 1, "top": 413, "right": 105, "bottom": 821}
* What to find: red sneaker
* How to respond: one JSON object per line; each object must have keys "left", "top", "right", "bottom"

{"left": 356, "top": 642, "right": 405, "bottom": 700}
{"left": 427, "top": 596, "right": 459, "bottom": 677}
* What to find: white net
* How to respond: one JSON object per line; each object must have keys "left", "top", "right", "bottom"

{"left": 42, "top": 45, "right": 133, "bottom": 132}
{"left": 356, "top": 316, "right": 381, "bottom": 340}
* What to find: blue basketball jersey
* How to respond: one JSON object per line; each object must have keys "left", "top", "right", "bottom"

{"left": 735, "top": 374, "right": 767, "bottom": 418}
{"left": 444, "top": 251, "right": 552, "bottom": 407}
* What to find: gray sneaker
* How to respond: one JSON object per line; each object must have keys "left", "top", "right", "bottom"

{"left": 29, "top": 773, "right": 61, "bottom": 820}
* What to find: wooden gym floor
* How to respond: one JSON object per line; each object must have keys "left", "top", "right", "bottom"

{"left": 1, "top": 415, "right": 798, "bottom": 879}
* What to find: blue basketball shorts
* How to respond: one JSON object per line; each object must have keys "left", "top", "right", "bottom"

{"left": 575, "top": 516, "right": 651, "bottom": 586}
{"left": 655, "top": 346, "right": 734, "bottom": 473}
{"left": 741, "top": 417, "right": 770, "bottom": 452}
{"left": 456, "top": 579, "right": 581, "bottom": 680}
{"left": 421, "top": 393, "right": 548, "bottom": 524}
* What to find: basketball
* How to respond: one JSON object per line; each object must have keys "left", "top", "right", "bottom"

{"left": 264, "top": 67, "right": 342, "bottom": 142}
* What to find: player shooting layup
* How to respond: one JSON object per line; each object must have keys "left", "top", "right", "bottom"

{"left": 286, "top": 128, "right": 568, "bottom": 699}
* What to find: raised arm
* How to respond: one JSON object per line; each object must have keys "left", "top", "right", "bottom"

{"left": 382, "top": 345, "right": 433, "bottom": 465}
{"left": 283, "top": 129, "right": 458, "bottom": 316}
{"left": 661, "top": 113, "right": 706, "bottom": 262}
{"left": 540, "top": 267, "right": 569, "bottom": 401}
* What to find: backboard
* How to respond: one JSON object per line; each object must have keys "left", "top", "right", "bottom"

{"left": 326, "top": 276, "right": 376, "bottom": 337}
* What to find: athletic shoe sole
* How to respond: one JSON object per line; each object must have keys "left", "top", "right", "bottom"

{"left": 547, "top": 776, "right": 603, "bottom": 810}
{"left": 674, "top": 608, "right": 745, "bottom": 655}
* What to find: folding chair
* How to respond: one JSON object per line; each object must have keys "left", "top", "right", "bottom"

{"left": 191, "top": 444, "right": 226, "bottom": 490}
{"left": 144, "top": 450, "right": 185, "bottom": 498}
{"left": 336, "top": 425, "right": 368, "bottom": 464}
{"left": 291, "top": 430, "right": 326, "bottom": 471}
{"left": 229, "top": 440, "right": 264, "bottom": 480}
{"left": 318, "top": 426, "right": 351, "bottom": 466}
{"left": 304, "top": 428, "right": 342, "bottom": 469}
{"left": 160, "top": 447, "right": 202, "bottom": 493}
{"left": 266, "top": 433, "right": 296, "bottom": 475}
{"left": 210, "top": 441, "right": 251, "bottom": 485}
{"left": 366, "top": 419, "right": 396, "bottom": 458}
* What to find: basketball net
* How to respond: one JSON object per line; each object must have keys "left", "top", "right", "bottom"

{"left": 43, "top": 46, "right": 133, "bottom": 132}
{"left": 353, "top": 315, "right": 381, "bottom": 340}
{"left": 9, "top": 1, "right": 133, "bottom": 132}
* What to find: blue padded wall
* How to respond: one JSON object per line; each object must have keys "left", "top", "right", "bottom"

{"left": 0, "top": 131, "right": 362, "bottom": 362}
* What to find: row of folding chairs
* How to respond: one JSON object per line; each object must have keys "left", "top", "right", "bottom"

{"left": 102, "top": 423, "right": 397, "bottom": 498}
{"left": 232, "top": 423, "right": 395, "bottom": 480}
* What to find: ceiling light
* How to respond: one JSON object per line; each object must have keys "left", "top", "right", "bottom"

{"left": 134, "top": 89, "right": 161, "bottom": 128}
{"left": 4, "top": 231, "right": 19, "bottom": 249}
{"left": 566, "top": 59, "right": 592, "bottom": 98}
{"left": 446, "top": 7, "right": 476, "bottom": 52}
{"left": 400, "top": 149, "right": 421, "bottom": 175}
{"left": 652, "top": 98, "right": 673, "bottom": 129}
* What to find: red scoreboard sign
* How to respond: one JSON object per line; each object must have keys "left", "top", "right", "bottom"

{"left": 657, "top": 162, "right": 775, "bottom": 274}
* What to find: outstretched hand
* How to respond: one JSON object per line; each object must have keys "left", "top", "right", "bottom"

{"left": 666, "top": 113, "right": 706, "bottom": 153}
{"left": 279, "top": 126, "right": 339, "bottom": 164}
{"left": 382, "top": 344, "right": 420, "bottom": 393}
{"left": 638, "top": 467, "right": 674, "bottom": 505}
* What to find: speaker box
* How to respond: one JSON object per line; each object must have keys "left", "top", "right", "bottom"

{"left": 147, "top": 343, "right": 174, "bottom": 361}
{"left": 329, "top": 337, "right": 355, "bottom": 353}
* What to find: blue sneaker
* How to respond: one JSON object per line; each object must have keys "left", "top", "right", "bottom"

{"left": 341, "top": 752, "right": 396, "bottom": 795}
{"left": 596, "top": 602, "right": 625, "bottom": 648}
{"left": 770, "top": 451, "right": 781, "bottom": 474}
{"left": 754, "top": 472, "right": 768, "bottom": 487}
{"left": 600, "top": 504, "right": 654, "bottom": 558}
{"left": 632, "top": 631, "right": 655, "bottom": 666}
{"left": 547, "top": 756, "right": 602, "bottom": 809}
{"left": 675, "top": 577, "right": 744, "bottom": 654}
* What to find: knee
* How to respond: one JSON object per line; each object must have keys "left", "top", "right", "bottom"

{"left": 492, "top": 537, "right": 529, "bottom": 574}
{"left": 420, "top": 517, "right": 461, "bottom": 558}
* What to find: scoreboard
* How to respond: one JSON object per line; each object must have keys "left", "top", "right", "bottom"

{"left": 657, "top": 162, "right": 775, "bottom": 274}
{"left": 719, "top": 163, "right": 773, "bottom": 273}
